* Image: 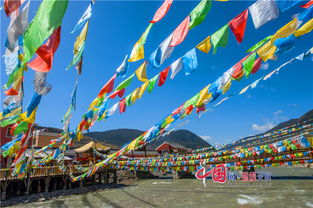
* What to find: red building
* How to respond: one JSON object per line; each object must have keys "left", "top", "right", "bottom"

{"left": 155, "top": 141, "right": 191, "bottom": 154}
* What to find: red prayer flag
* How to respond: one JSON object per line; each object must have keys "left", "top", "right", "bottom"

{"left": 20, "top": 124, "right": 32, "bottom": 146}
{"left": 98, "top": 74, "right": 116, "bottom": 97}
{"left": 251, "top": 57, "right": 262, "bottom": 74}
{"left": 13, "top": 145, "right": 27, "bottom": 164}
{"left": 185, "top": 105, "right": 194, "bottom": 115}
{"left": 119, "top": 98, "right": 126, "bottom": 113}
{"left": 196, "top": 105, "right": 205, "bottom": 113}
{"left": 4, "top": 0, "right": 22, "bottom": 16}
{"left": 231, "top": 55, "right": 248, "bottom": 80}
{"left": 109, "top": 88, "right": 126, "bottom": 99}
{"left": 172, "top": 104, "right": 183, "bottom": 115}
{"left": 4, "top": 88, "right": 19, "bottom": 96}
{"left": 229, "top": 9, "right": 249, "bottom": 43}
{"left": 158, "top": 66, "right": 170, "bottom": 86}
{"left": 170, "top": 16, "right": 190, "bottom": 47}
{"left": 300, "top": 0, "right": 313, "bottom": 8}
{"left": 150, "top": 0, "right": 173, "bottom": 23}
{"left": 28, "top": 27, "right": 61, "bottom": 72}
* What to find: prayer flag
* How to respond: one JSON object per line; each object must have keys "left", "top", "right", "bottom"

{"left": 300, "top": 0, "right": 313, "bottom": 8}
{"left": 256, "top": 40, "right": 277, "bottom": 61}
{"left": 251, "top": 57, "right": 262, "bottom": 74}
{"left": 135, "top": 61, "right": 148, "bottom": 82}
{"left": 294, "top": 18, "right": 313, "bottom": 37}
{"left": 170, "top": 16, "right": 190, "bottom": 47}
{"left": 28, "top": 27, "right": 61, "bottom": 72}
{"left": 139, "top": 81, "right": 149, "bottom": 99}
{"left": 211, "top": 24, "right": 229, "bottom": 54}
{"left": 150, "top": 0, "right": 173, "bottom": 23}
{"left": 26, "top": 92, "right": 42, "bottom": 117}
{"left": 116, "top": 55, "right": 129, "bottom": 77}
{"left": 182, "top": 48, "right": 198, "bottom": 75}
{"left": 189, "top": 0, "right": 212, "bottom": 29}
{"left": 148, "top": 34, "right": 174, "bottom": 68}
{"left": 249, "top": 0, "right": 279, "bottom": 29}
{"left": 242, "top": 52, "right": 256, "bottom": 77}
{"left": 170, "top": 58, "right": 183, "bottom": 79}
{"left": 158, "top": 66, "right": 170, "bottom": 86}
{"left": 4, "top": 0, "right": 22, "bottom": 16}
{"left": 147, "top": 74, "right": 159, "bottom": 93}
{"left": 71, "top": 3, "right": 92, "bottom": 33}
{"left": 196, "top": 35, "right": 212, "bottom": 53}
{"left": 115, "top": 73, "right": 135, "bottom": 91}
{"left": 23, "top": 0, "right": 68, "bottom": 63}
{"left": 229, "top": 9, "right": 249, "bottom": 43}
{"left": 271, "top": 18, "right": 299, "bottom": 41}
{"left": 98, "top": 74, "right": 116, "bottom": 97}
{"left": 247, "top": 35, "right": 272, "bottom": 52}
{"left": 196, "top": 85, "right": 209, "bottom": 107}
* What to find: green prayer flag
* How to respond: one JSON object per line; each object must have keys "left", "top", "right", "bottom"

{"left": 184, "top": 93, "right": 200, "bottom": 108}
{"left": 0, "top": 116, "right": 19, "bottom": 127}
{"left": 125, "top": 94, "right": 133, "bottom": 106}
{"left": 138, "top": 23, "right": 154, "bottom": 49}
{"left": 147, "top": 74, "right": 159, "bottom": 93}
{"left": 115, "top": 73, "right": 135, "bottom": 91}
{"left": 246, "top": 35, "right": 273, "bottom": 52}
{"left": 13, "top": 121, "right": 29, "bottom": 135}
{"left": 23, "top": 0, "right": 68, "bottom": 63}
{"left": 189, "top": 0, "right": 212, "bottom": 29}
{"left": 3, "top": 67, "right": 22, "bottom": 89}
{"left": 242, "top": 52, "right": 256, "bottom": 77}
{"left": 211, "top": 24, "right": 229, "bottom": 54}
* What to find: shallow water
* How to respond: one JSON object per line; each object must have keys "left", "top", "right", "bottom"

{"left": 13, "top": 168, "right": 313, "bottom": 208}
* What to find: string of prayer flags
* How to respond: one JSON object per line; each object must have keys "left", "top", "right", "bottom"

{"left": 150, "top": 0, "right": 173, "bottom": 23}
{"left": 182, "top": 48, "right": 198, "bottom": 75}
{"left": 28, "top": 27, "right": 61, "bottom": 72}
{"left": 135, "top": 61, "right": 148, "bottom": 82}
{"left": 294, "top": 18, "right": 313, "bottom": 37}
{"left": 189, "top": 0, "right": 212, "bottom": 29}
{"left": 23, "top": 0, "right": 68, "bottom": 63}
{"left": 148, "top": 34, "right": 174, "bottom": 68}
{"left": 211, "top": 24, "right": 229, "bottom": 54}
{"left": 115, "top": 73, "right": 135, "bottom": 91}
{"left": 276, "top": 0, "right": 302, "bottom": 12}
{"left": 129, "top": 24, "right": 153, "bottom": 62}
{"left": 98, "top": 74, "right": 116, "bottom": 97}
{"left": 170, "top": 58, "right": 183, "bottom": 79}
{"left": 196, "top": 36, "right": 212, "bottom": 53}
{"left": 229, "top": 9, "right": 249, "bottom": 43}
{"left": 6, "top": 0, "right": 29, "bottom": 52}
{"left": 147, "top": 74, "right": 159, "bottom": 93}
{"left": 242, "top": 52, "right": 257, "bottom": 77}
{"left": 116, "top": 55, "right": 129, "bottom": 77}
{"left": 158, "top": 67, "right": 170, "bottom": 86}
{"left": 300, "top": 0, "right": 313, "bottom": 8}
{"left": 170, "top": 16, "right": 190, "bottom": 47}
{"left": 71, "top": 2, "right": 93, "bottom": 33}
{"left": 249, "top": 0, "right": 279, "bottom": 29}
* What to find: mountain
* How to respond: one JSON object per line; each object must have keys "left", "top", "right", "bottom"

{"left": 86, "top": 129, "right": 212, "bottom": 150}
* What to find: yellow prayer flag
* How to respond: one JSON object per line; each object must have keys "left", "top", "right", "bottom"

{"left": 88, "top": 97, "right": 100, "bottom": 110}
{"left": 128, "top": 139, "right": 138, "bottom": 150}
{"left": 294, "top": 18, "right": 313, "bottom": 37}
{"left": 165, "top": 115, "right": 174, "bottom": 125}
{"left": 20, "top": 107, "right": 37, "bottom": 123}
{"left": 222, "top": 79, "right": 232, "bottom": 94}
{"left": 131, "top": 88, "right": 140, "bottom": 104}
{"left": 272, "top": 18, "right": 299, "bottom": 41}
{"left": 256, "top": 40, "right": 277, "bottom": 62}
{"left": 196, "top": 36, "right": 212, "bottom": 53}
{"left": 74, "top": 21, "right": 89, "bottom": 56}
{"left": 76, "top": 131, "right": 83, "bottom": 141}
{"left": 203, "top": 92, "right": 212, "bottom": 103}
{"left": 138, "top": 81, "right": 149, "bottom": 99}
{"left": 196, "top": 85, "right": 210, "bottom": 107}
{"left": 129, "top": 41, "right": 144, "bottom": 62}
{"left": 135, "top": 61, "right": 148, "bottom": 82}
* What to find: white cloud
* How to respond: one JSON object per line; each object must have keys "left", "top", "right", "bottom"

{"left": 252, "top": 122, "right": 275, "bottom": 132}
{"left": 261, "top": 63, "right": 269, "bottom": 70}
{"left": 273, "top": 110, "right": 283, "bottom": 115}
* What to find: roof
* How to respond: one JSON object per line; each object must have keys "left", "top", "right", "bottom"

{"left": 155, "top": 141, "right": 189, "bottom": 151}
{"left": 73, "top": 141, "right": 111, "bottom": 153}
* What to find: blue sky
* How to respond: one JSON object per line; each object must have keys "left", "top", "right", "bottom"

{"left": 1, "top": 0, "right": 313, "bottom": 145}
